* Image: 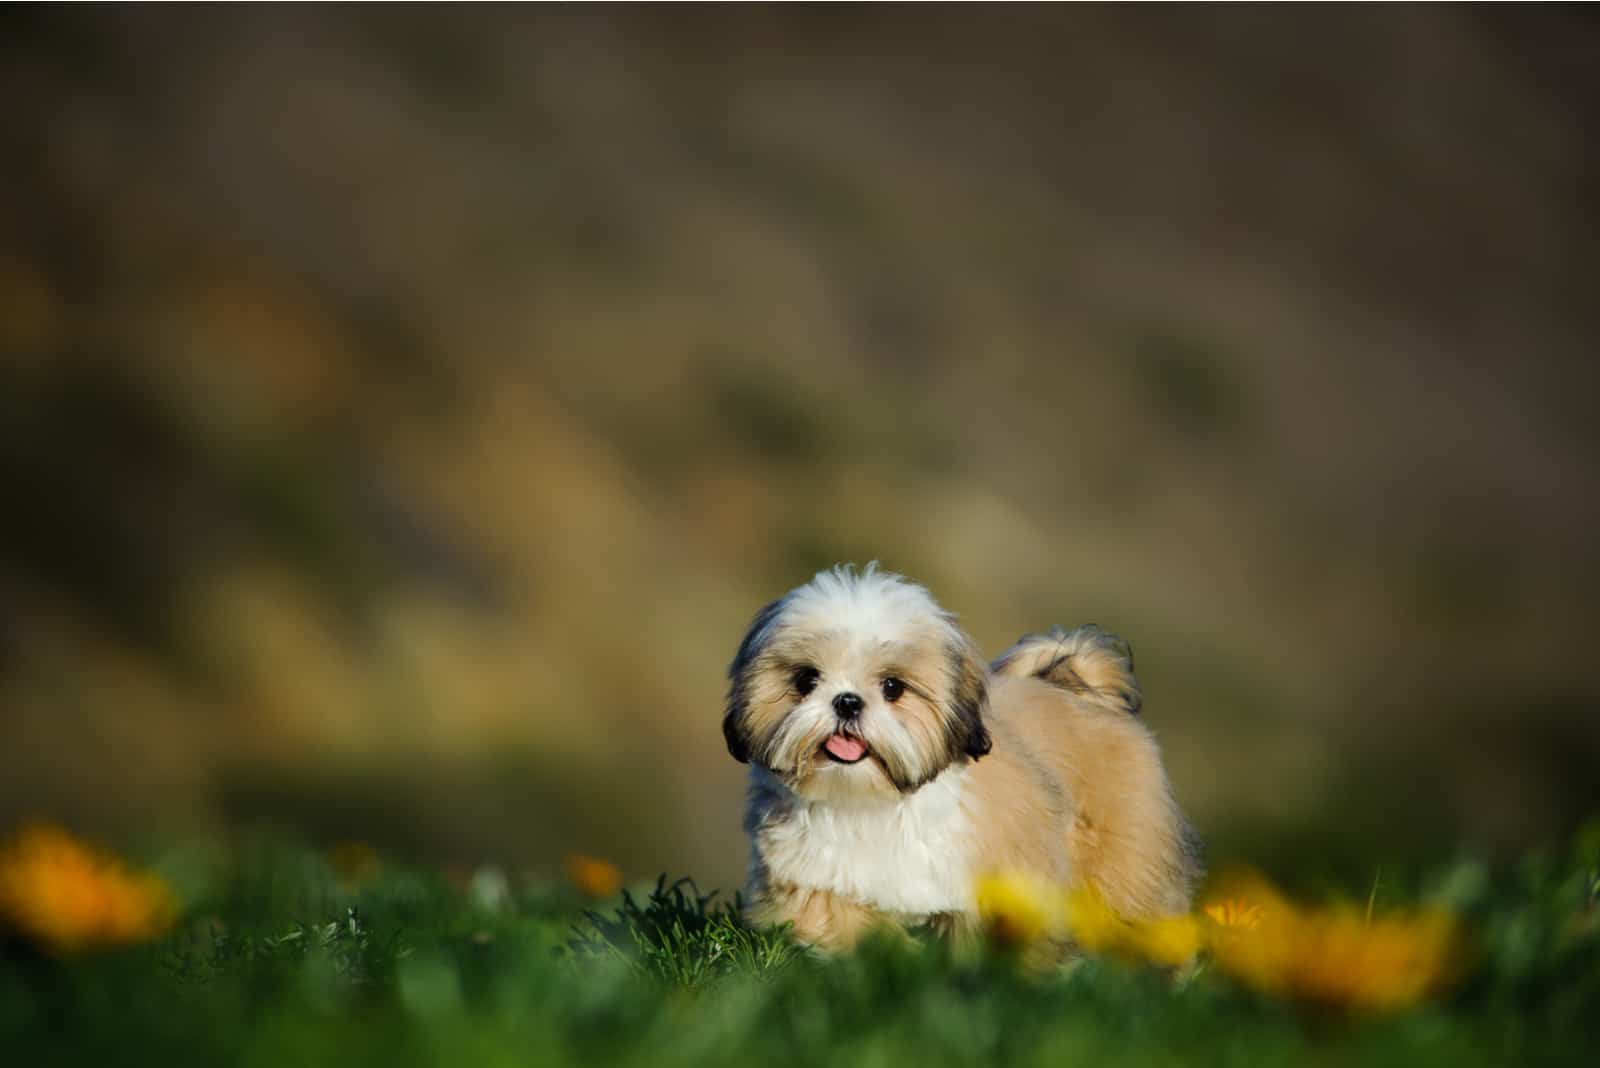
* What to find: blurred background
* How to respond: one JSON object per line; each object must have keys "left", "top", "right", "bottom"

{"left": 1, "top": 6, "right": 1595, "bottom": 889}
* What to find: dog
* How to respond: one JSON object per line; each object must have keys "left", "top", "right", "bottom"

{"left": 722, "top": 564, "right": 1200, "bottom": 950}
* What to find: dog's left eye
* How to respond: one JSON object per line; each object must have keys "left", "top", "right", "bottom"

{"left": 881, "top": 677, "right": 905, "bottom": 702}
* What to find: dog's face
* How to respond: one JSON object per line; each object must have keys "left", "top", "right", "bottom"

{"left": 724, "top": 565, "right": 991, "bottom": 801}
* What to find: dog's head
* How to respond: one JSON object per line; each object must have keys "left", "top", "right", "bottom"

{"left": 723, "top": 564, "right": 990, "bottom": 801}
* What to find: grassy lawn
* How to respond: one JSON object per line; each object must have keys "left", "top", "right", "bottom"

{"left": 3, "top": 827, "right": 1598, "bottom": 1067}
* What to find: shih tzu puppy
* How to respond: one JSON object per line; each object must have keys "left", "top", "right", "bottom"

{"left": 723, "top": 564, "right": 1200, "bottom": 950}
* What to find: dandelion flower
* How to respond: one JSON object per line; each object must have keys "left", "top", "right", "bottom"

{"left": 976, "top": 872, "right": 1064, "bottom": 946}
{"left": 1206, "top": 870, "right": 1462, "bottom": 1012}
{"left": 1062, "top": 887, "right": 1125, "bottom": 954}
{"left": 0, "top": 822, "right": 177, "bottom": 954}
{"left": 1203, "top": 898, "right": 1264, "bottom": 931}
{"left": 1064, "top": 887, "right": 1201, "bottom": 967}
{"left": 977, "top": 874, "right": 1200, "bottom": 966}
{"left": 1128, "top": 912, "right": 1204, "bottom": 968}
{"left": 564, "top": 854, "right": 623, "bottom": 898}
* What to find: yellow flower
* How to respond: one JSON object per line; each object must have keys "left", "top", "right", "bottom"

{"left": 1203, "top": 898, "right": 1264, "bottom": 931}
{"left": 1205, "top": 869, "right": 1462, "bottom": 1013}
{"left": 976, "top": 863, "right": 1460, "bottom": 1005}
{"left": 976, "top": 872, "right": 1064, "bottom": 946}
{"left": 0, "top": 822, "right": 177, "bottom": 954}
{"left": 564, "top": 854, "right": 623, "bottom": 898}
{"left": 977, "top": 873, "right": 1199, "bottom": 967}
{"left": 1129, "top": 912, "right": 1204, "bottom": 968}
{"left": 1061, "top": 886, "right": 1124, "bottom": 953}
{"left": 1064, "top": 887, "right": 1201, "bottom": 967}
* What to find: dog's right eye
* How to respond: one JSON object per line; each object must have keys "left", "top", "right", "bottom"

{"left": 793, "top": 667, "right": 820, "bottom": 696}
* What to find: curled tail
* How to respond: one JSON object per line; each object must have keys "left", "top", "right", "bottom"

{"left": 990, "top": 624, "right": 1142, "bottom": 716}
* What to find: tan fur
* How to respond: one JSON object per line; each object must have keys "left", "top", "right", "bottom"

{"left": 991, "top": 624, "right": 1142, "bottom": 715}
{"left": 744, "top": 882, "right": 884, "bottom": 951}
{"left": 968, "top": 674, "right": 1195, "bottom": 918}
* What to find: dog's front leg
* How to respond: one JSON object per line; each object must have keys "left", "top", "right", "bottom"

{"left": 747, "top": 882, "right": 887, "bottom": 952}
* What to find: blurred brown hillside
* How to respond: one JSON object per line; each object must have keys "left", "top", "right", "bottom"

{"left": 1, "top": 7, "right": 1596, "bottom": 886}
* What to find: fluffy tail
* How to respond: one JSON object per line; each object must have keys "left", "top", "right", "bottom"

{"left": 990, "top": 624, "right": 1142, "bottom": 716}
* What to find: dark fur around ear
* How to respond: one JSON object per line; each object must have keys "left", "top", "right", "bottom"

{"left": 945, "top": 633, "right": 992, "bottom": 760}
{"left": 990, "top": 624, "right": 1142, "bottom": 715}
{"left": 722, "top": 597, "right": 786, "bottom": 764}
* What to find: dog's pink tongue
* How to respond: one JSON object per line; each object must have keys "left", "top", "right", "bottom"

{"left": 824, "top": 734, "right": 867, "bottom": 762}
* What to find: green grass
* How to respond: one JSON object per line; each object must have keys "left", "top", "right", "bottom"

{"left": 4, "top": 828, "right": 1599, "bottom": 1067}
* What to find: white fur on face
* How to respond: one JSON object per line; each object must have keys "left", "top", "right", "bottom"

{"left": 779, "top": 565, "right": 953, "bottom": 646}
{"left": 732, "top": 565, "right": 975, "bottom": 800}
{"left": 766, "top": 674, "right": 930, "bottom": 802}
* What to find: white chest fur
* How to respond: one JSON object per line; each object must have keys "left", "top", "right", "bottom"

{"left": 752, "top": 768, "right": 977, "bottom": 918}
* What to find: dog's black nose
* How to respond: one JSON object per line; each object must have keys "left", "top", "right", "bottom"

{"left": 832, "top": 692, "right": 864, "bottom": 719}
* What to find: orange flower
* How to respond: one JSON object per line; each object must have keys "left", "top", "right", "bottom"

{"left": 1203, "top": 898, "right": 1264, "bottom": 931}
{"left": 564, "top": 854, "right": 623, "bottom": 898}
{"left": 1204, "top": 868, "right": 1463, "bottom": 1013}
{"left": 0, "top": 822, "right": 177, "bottom": 954}
{"left": 975, "top": 863, "right": 1461, "bottom": 1006}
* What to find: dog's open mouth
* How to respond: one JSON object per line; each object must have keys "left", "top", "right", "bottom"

{"left": 821, "top": 733, "right": 869, "bottom": 764}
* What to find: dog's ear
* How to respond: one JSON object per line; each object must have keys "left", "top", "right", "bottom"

{"left": 723, "top": 597, "right": 785, "bottom": 764}
{"left": 722, "top": 711, "right": 751, "bottom": 764}
{"left": 991, "top": 624, "right": 1141, "bottom": 716}
{"left": 945, "top": 629, "right": 992, "bottom": 760}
